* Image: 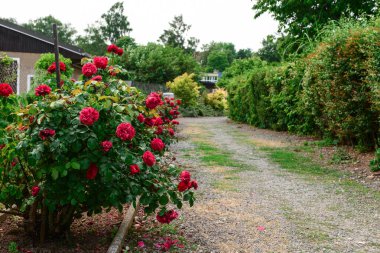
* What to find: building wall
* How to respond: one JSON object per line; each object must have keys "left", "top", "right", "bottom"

{"left": 4, "top": 51, "right": 82, "bottom": 93}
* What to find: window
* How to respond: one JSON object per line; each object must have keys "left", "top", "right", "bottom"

{"left": 27, "top": 74, "right": 34, "bottom": 92}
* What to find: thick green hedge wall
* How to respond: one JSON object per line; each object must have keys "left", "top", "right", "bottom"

{"left": 225, "top": 18, "right": 380, "bottom": 148}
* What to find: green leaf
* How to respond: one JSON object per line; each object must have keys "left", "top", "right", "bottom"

{"left": 71, "top": 162, "right": 80, "bottom": 170}
{"left": 87, "top": 138, "right": 98, "bottom": 150}
{"left": 51, "top": 168, "right": 59, "bottom": 180}
{"left": 159, "top": 194, "right": 169, "bottom": 205}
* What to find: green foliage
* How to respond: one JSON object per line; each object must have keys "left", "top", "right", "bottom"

{"left": 370, "top": 149, "right": 380, "bottom": 172}
{"left": 0, "top": 53, "right": 195, "bottom": 239}
{"left": 201, "top": 42, "right": 236, "bottom": 71}
{"left": 118, "top": 43, "right": 199, "bottom": 84}
{"left": 8, "top": 242, "right": 19, "bottom": 253}
{"left": 252, "top": 0, "right": 379, "bottom": 53}
{"left": 159, "top": 15, "right": 199, "bottom": 54}
{"left": 166, "top": 73, "right": 200, "bottom": 107}
{"left": 225, "top": 17, "right": 380, "bottom": 148}
{"left": 22, "top": 15, "right": 77, "bottom": 44}
{"left": 76, "top": 25, "right": 107, "bottom": 56}
{"left": 256, "top": 35, "right": 281, "bottom": 62}
{"left": 99, "top": 1, "right": 132, "bottom": 43}
{"left": 236, "top": 48, "right": 252, "bottom": 59}
{"left": 116, "top": 36, "right": 137, "bottom": 48}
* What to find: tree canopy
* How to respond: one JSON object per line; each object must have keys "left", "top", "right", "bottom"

{"left": 23, "top": 15, "right": 77, "bottom": 44}
{"left": 253, "top": 0, "right": 379, "bottom": 42}
{"left": 159, "top": 15, "right": 199, "bottom": 53}
{"left": 256, "top": 35, "right": 281, "bottom": 63}
{"left": 201, "top": 42, "right": 236, "bottom": 72}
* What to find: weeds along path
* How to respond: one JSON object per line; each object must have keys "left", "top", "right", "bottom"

{"left": 172, "top": 117, "right": 380, "bottom": 253}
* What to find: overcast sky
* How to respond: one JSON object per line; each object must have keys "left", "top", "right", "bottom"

{"left": 1, "top": 0, "right": 278, "bottom": 51}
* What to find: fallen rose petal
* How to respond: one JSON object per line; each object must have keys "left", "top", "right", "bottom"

{"left": 137, "top": 241, "right": 145, "bottom": 248}
{"left": 257, "top": 226, "right": 265, "bottom": 231}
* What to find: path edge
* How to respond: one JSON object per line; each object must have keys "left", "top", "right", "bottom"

{"left": 107, "top": 198, "right": 140, "bottom": 253}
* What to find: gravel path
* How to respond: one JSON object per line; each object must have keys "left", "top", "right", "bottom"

{"left": 172, "top": 117, "right": 380, "bottom": 253}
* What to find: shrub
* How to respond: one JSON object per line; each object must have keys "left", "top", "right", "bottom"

{"left": 166, "top": 73, "right": 200, "bottom": 107}
{"left": 370, "top": 149, "right": 380, "bottom": 172}
{"left": 205, "top": 88, "right": 228, "bottom": 111}
{"left": 0, "top": 49, "right": 196, "bottom": 242}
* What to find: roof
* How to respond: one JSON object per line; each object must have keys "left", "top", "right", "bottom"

{"left": 0, "top": 19, "right": 89, "bottom": 57}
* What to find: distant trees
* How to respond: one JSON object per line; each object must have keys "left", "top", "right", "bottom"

{"left": 22, "top": 15, "right": 77, "bottom": 44}
{"left": 256, "top": 35, "right": 281, "bottom": 63}
{"left": 159, "top": 15, "right": 199, "bottom": 54}
{"left": 201, "top": 42, "right": 236, "bottom": 72}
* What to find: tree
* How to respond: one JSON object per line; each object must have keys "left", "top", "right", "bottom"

{"left": 201, "top": 42, "right": 236, "bottom": 71}
{"left": 0, "top": 17, "right": 17, "bottom": 24}
{"left": 159, "top": 15, "right": 199, "bottom": 53}
{"left": 256, "top": 35, "right": 281, "bottom": 63}
{"left": 253, "top": 0, "right": 379, "bottom": 43}
{"left": 236, "top": 48, "right": 252, "bottom": 59}
{"left": 23, "top": 15, "right": 77, "bottom": 44}
{"left": 120, "top": 43, "right": 200, "bottom": 84}
{"left": 99, "top": 1, "right": 132, "bottom": 43}
{"left": 76, "top": 25, "right": 107, "bottom": 56}
{"left": 116, "top": 36, "right": 137, "bottom": 48}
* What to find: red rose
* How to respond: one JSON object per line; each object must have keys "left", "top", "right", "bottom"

{"left": 91, "top": 75, "right": 102, "bottom": 81}
{"left": 156, "top": 210, "right": 178, "bottom": 224}
{"left": 129, "top": 164, "right": 140, "bottom": 175}
{"left": 101, "top": 140, "right": 112, "bottom": 152}
{"left": 107, "top": 44, "right": 118, "bottom": 53}
{"left": 35, "top": 84, "right": 51, "bottom": 96}
{"left": 176, "top": 99, "right": 181, "bottom": 105}
{"left": 170, "top": 102, "right": 175, "bottom": 107}
{"left": 144, "top": 117, "right": 155, "bottom": 127}
{"left": 142, "top": 151, "right": 156, "bottom": 166}
{"left": 47, "top": 62, "right": 66, "bottom": 73}
{"left": 116, "top": 122, "right": 136, "bottom": 141}
{"left": 31, "top": 186, "right": 40, "bottom": 197}
{"left": 190, "top": 180, "right": 198, "bottom": 190}
{"left": 39, "top": 129, "right": 56, "bottom": 140}
{"left": 169, "top": 109, "right": 176, "bottom": 116}
{"left": 79, "top": 107, "right": 99, "bottom": 126}
{"left": 155, "top": 126, "right": 163, "bottom": 135}
{"left": 93, "top": 56, "right": 108, "bottom": 69}
{"left": 86, "top": 163, "right": 98, "bottom": 180}
{"left": 116, "top": 47, "right": 124, "bottom": 56}
{"left": 11, "top": 160, "right": 18, "bottom": 167}
{"left": 0, "top": 83, "right": 13, "bottom": 97}
{"left": 82, "top": 63, "right": 97, "bottom": 77}
{"left": 137, "top": 114, "right": 145, "bottom": 123}
{"left": 171, "top": 120, "right": 179, "bottom": 125}
{"left": 168, "top": 128, "right": 175, "bottom": 136}
{"left": 177, "top": 181, "right": 190, "bottom": 192}
{"left": 153, "top": 117, "right": 163, "bottom": 126}
{"left": 180, "top": 170, "right": 191, "bottom": 183}
{"left": 145, "top": 92, "right": 163, "bottom": 110}
{"left": 150, "top": 138, "right": 165, "bottom": 152}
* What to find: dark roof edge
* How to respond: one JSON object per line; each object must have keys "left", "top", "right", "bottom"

{"left": 0, "top": 19, "right": 91, "bottom": 57}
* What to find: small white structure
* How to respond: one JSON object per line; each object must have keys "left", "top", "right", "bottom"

{"left": 200, "top": 71, "right": 221, "bottom": 84}
{"left": 163, "top": 92, "right": 175, "bottom": 99}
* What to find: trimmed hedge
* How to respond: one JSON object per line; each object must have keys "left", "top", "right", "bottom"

{"left": 225, "top": 18, "right": 380, "bottom": 148}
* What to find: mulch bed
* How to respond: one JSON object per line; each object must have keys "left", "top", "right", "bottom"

{"left": 0, "top": 206, "right": 128, "bottom": 253}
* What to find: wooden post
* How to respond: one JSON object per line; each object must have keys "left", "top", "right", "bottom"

{"left": 52, "top": 24, "right": 61, "bottom": 88}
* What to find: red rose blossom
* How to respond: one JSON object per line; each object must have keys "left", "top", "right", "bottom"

{"left": 47, "top": 62, "right": 66, "bottom": 74}
{"left": 168, "top": 128, "right": 175, "bottom": 136}
{"left": 79, "top": 107, "right": 99, "bottom": 126}
{"left": 156, "top": 210, "right": 178, "bottom": 224}
{"left": 145, "top": 92, "right": 163, "bottom": 110}
{"left": 116, "top": 47, "right": 124, "bottom": 56}
{"left": 35, "top": 84, "right": 51, "bottom": 96}
{"left": 171, "top": 120, "right": 179, "bottom": 125}
{"left": 155, "top": 126, "right": 163, "bottom": 135}
{"left": 107, "top": 44, "right": 118, "bottom": 53}
{"left": 31, "top": 186, "right": 40, "bottom": 197}
{"left": 177, "top": 181, "right": 190, "bottom": 192}
{"left": 93, "top": 56, "right": 108, "bottom": 69}
{"left": 116, "top": 122, "right": 136, "bottom": 141}
{"left": 91, "top": 75, "right": 102, "bottom": 81}
{"left": 11, "top": 160, "right": 18, "bottom": 167}
{"left": 137, "top": 114, "right": 145, "bottom": 123}
{"left": 190, "top": 180, "right": 198, "bottom": 190}
{"left": 142, "top": 151, "right": 156, "bottom": 166}
{"left": 180, "top": 170, "right": 191, "bottom": 183}
{"left": 176, "top": 99, "right": 181, "bottom": 105}
{"left": 129, "top": 164, "right": 140, "bottom": 175}
{"left": 82, "top": 63, "right": 97, "bottom": 77}
{"left": 86, "top": 163, "right": 98, "bottom": 180}
{"left": 101, "top": 140, "right": 113, "bottom": 152}
{"left": 150, "top": 138, "right": 165, "bottom": 152}
{"left": 0, "top": 83, "right": 13, "bottom": 97}
{"left": 39, "top": 129, "right": 56, "bottom": 140}
{"left": 153, "top": 117, "right": 163, "bottom": 126}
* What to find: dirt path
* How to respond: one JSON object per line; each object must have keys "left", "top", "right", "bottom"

{"left": 172, "top": 117, "right": 380, "bottom": 253}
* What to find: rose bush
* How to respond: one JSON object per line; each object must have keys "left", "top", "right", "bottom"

{"left": 0, "top": 48, "right": 196, "bottom": 242}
